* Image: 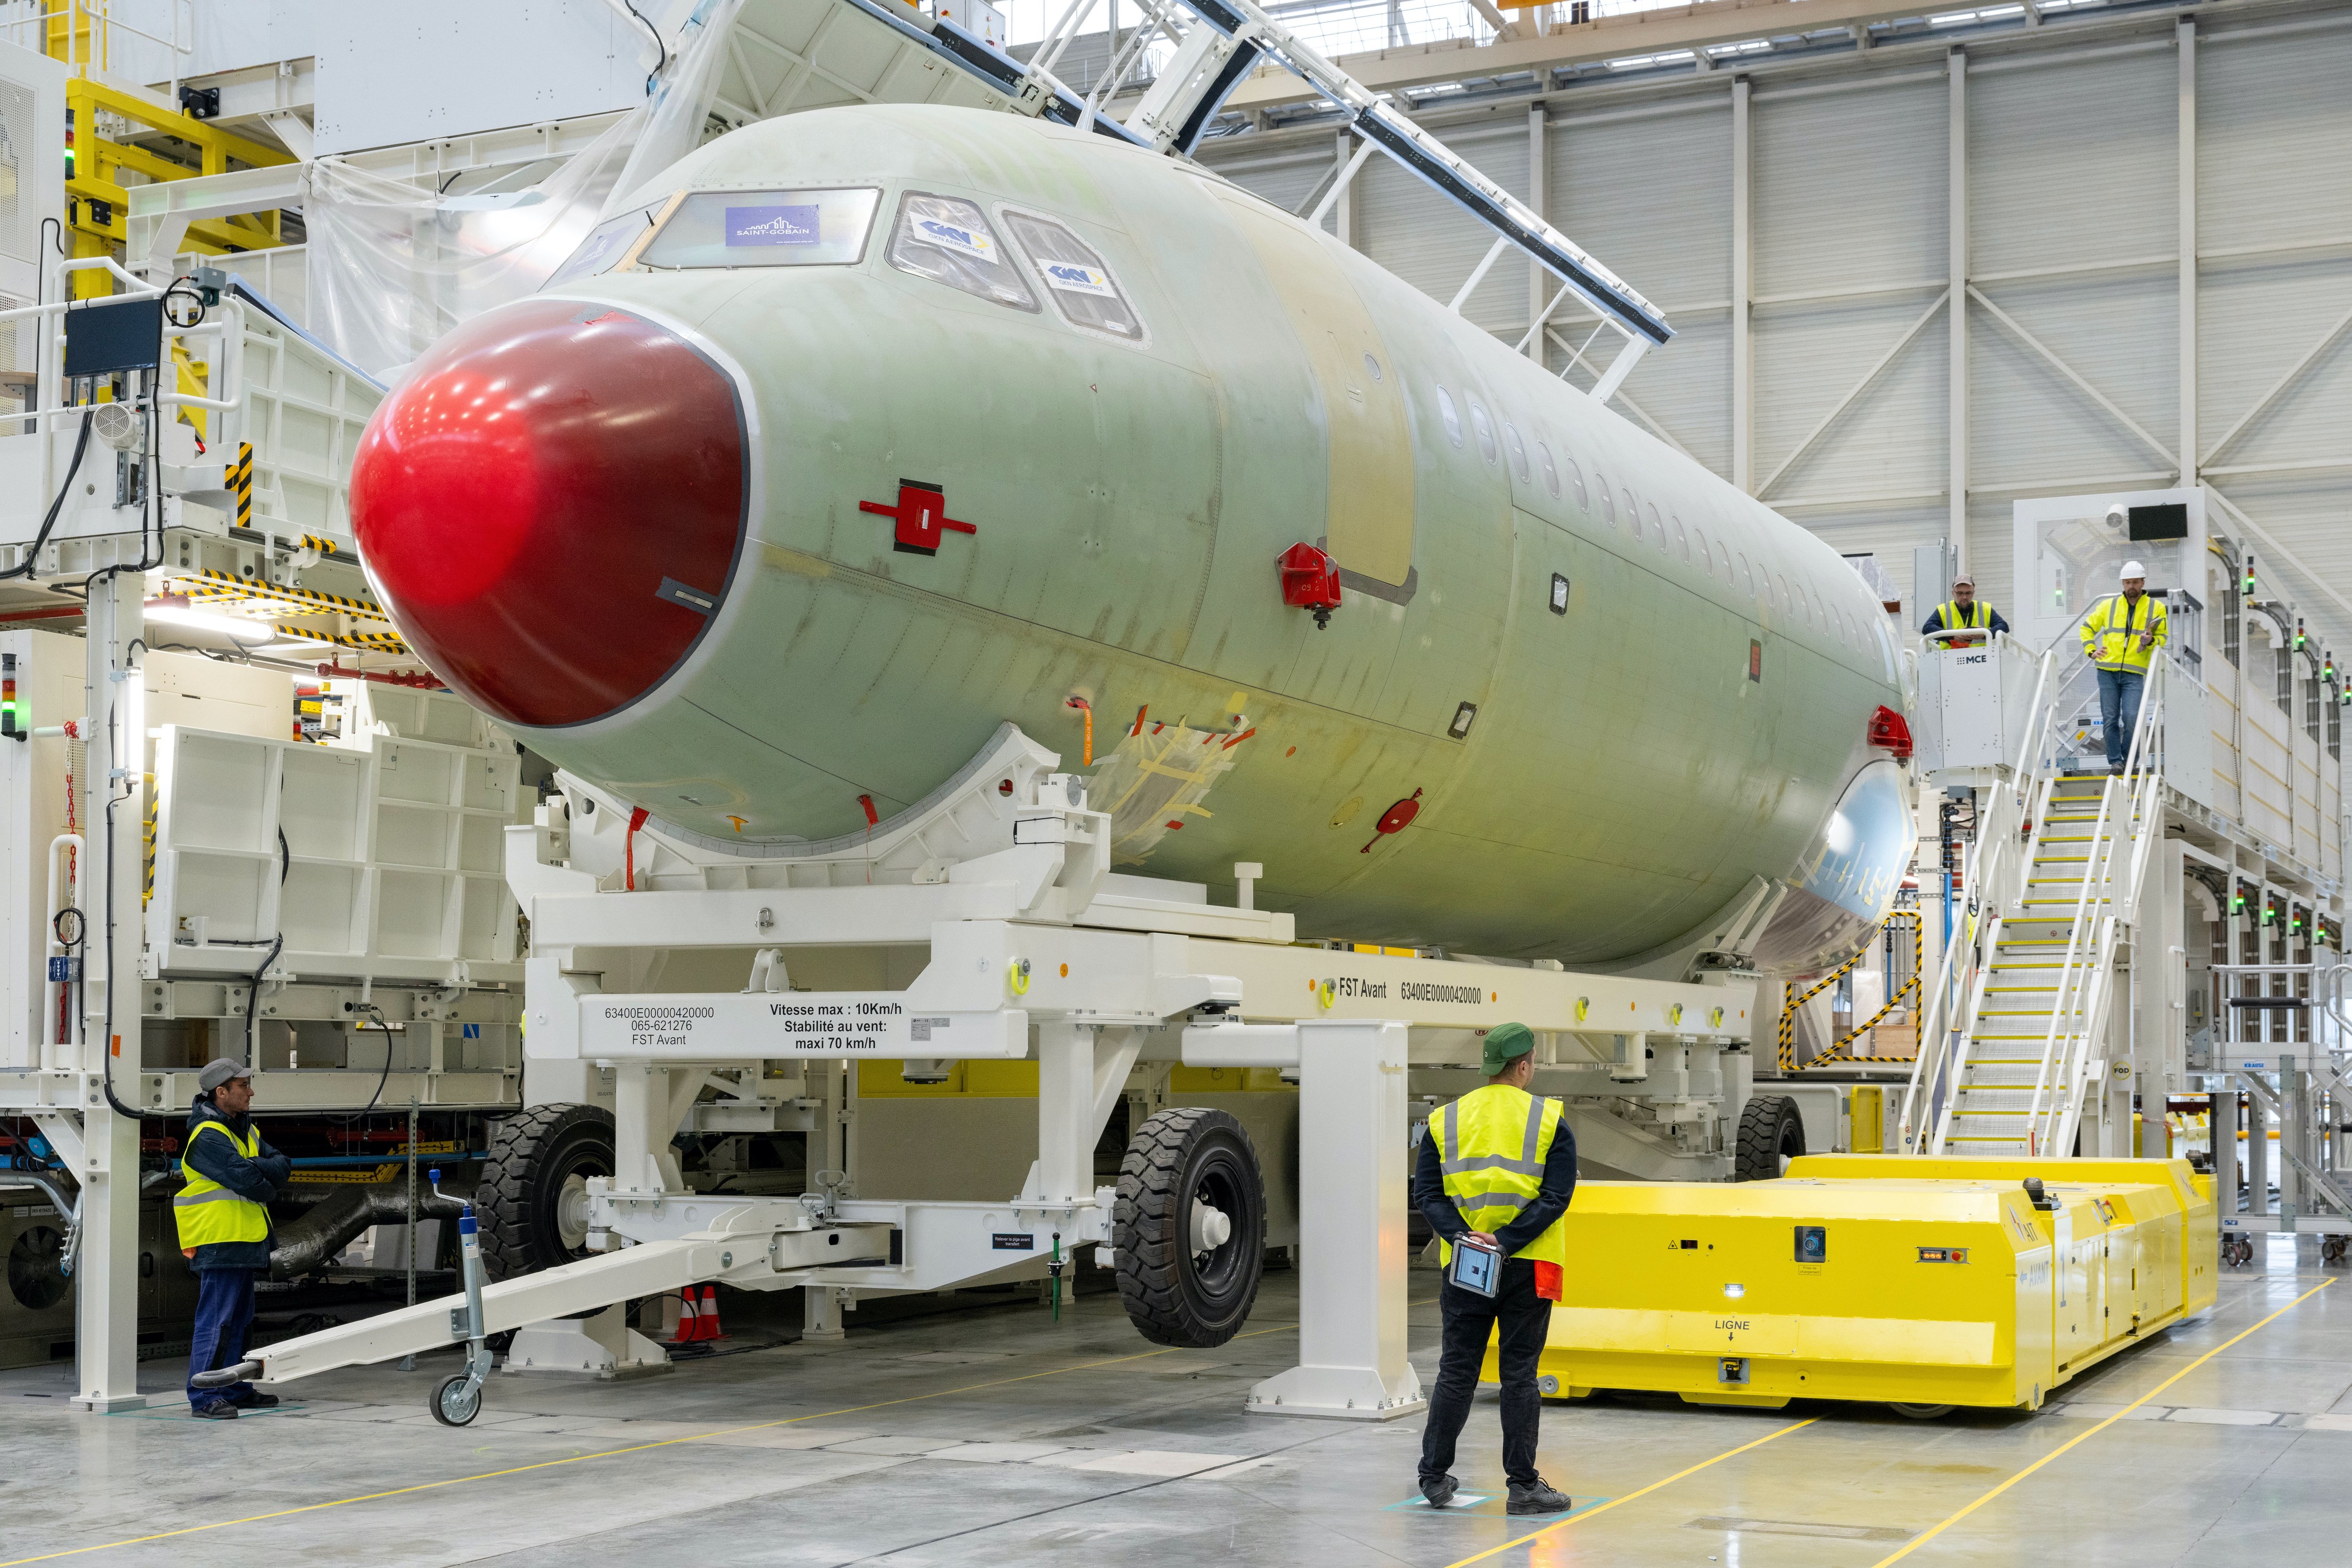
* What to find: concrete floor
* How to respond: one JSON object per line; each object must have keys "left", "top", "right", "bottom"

{"left": 3, "top": 1240, "right": 2346, "bottom": 1568}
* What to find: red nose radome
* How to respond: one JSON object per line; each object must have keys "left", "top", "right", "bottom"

{"left": 350, "top": 299, "right": 747, "bottom": 729}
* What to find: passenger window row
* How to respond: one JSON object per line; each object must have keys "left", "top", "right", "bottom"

{"left": 1430, "top": 377, "right": 1871, "bottom": 656}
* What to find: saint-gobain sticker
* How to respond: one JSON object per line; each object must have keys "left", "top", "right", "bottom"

{"left": 728, "top": 205, "right": 822, "bottom": 246}
{"left": 1040, "top": 260, "right": 1118, "bottom": 298}
{"left": 914, "top": 216, "right": 994, "bottom": 260}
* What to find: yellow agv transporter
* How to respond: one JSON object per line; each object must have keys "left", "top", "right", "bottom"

{"left": 1506, "top": 1156, "right": 2216, "bottom": 1416}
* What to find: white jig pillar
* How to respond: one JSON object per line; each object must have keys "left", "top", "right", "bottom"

{"left": 1248, "top": 1019, "right": 1423, "bottom": 1422}
{"left": 71, "top": 568, "right": 144, "bottom": 1412}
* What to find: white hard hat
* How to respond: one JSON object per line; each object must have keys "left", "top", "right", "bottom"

{"left": 2120, "top": 560, "right": 2147, "bottom": 580}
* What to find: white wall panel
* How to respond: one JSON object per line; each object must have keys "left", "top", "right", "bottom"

{"left": 2199, "top": 25, "right": 2352, "bottom": 254}
{"left": 1752, "top": 78, "right": 1945, "bottom": 300}
{"left": 1970, "top": 49, "right": 2177, "bottom": 278}
{"left": 1549, "top": 100, "right": 1733, "bottom": 476}
{"left": 1357, "top": 123, "right": 1531, "bottom": 336}
{"left": 1213, "top": 149, "right": 1343, "bottom": 237}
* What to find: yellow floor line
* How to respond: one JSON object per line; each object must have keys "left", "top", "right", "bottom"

{"left": 4, "top": 1299, "right": 1421, "bottom": 1568}
{"left": 1437, "top": 1417, "right": 1817, "bottom": 1568}
{"left": 1866, "top": 1277, "right": 2334, "bottom": 1568}
{"left": 7, "top": 1339, "right": 1262, "bottom": 1564}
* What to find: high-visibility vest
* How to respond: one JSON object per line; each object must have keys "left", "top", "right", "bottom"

{"left": 174, "top": 1120, "right": 270, "bottom": 1256}
{"left": 1939, "top": 601, "right": 1991, "bottom": 632}
{"left": 1429, "top": 1084, "right": 1568, "bottom": 1270}
{"left": 2081, "top": 592, "right": 2168, "bottom": 673}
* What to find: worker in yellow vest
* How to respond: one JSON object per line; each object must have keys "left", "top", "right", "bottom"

{"left": 2079, "top": 560, "right": 2169, "bottom": 775}
{"left": 1414, "top": 1022, "right": 1578, "bottom": 1515}
{"left": 176, "top": 1059, "right": 291, "bottom": 1419}
{"left": 1919, "top": 573, "right": 2008, "bottom": 648}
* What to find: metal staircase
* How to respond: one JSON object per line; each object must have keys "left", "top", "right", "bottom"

{"left": 1899, "top": 645, "right": 2169, "bottom": 1158}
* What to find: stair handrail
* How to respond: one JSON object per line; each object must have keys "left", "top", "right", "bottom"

{"left": 1926, "top": 913, "right": 2005, "bottom": 1154}
{"left": 2021, "top": 655, "right": 2165, "bottom": 1155}
{"left": 1898, "top": 639, "right": 2058, "bottom": 1152}
{"left": 2056, "top": 912, "right": 2122, "bottom": 1153}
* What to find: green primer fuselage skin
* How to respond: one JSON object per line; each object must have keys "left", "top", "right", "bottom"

{"left": 502, "top": 106, "right": 1906, "bottom": 966}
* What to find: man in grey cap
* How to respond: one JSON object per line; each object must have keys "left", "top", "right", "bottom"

{"left": 1920, "top": 574, "right": 2008, "bottom": 647}
{"left": 1413, "top": 1022, "right": 1579, "bottom": 1514}
{"left": 174, "top": 1059, "right": 291, "bottom": 1418}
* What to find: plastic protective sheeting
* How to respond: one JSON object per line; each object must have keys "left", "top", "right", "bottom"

{"left": 302, "top": 0, "right": 744, "bottom": 382}
{"left": 601, "top": 0, "right": 747, "bottom": 216}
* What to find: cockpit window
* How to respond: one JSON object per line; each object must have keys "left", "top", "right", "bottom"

{"left": 637, "top": 188, "right": 881, "bottom": 270}
{"left": 889, "top": 193, "right": 1037, "bottom": 311}
{"left": 1000, "top": 210, "right": 1143, "bottom": 341}
{"left": 544, "top": 200, "right": 664, "bottom": 289}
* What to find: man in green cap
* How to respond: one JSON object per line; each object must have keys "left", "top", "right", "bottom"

{"left": 1413, "top": 1021, "right": 1578, "bottom": 1514}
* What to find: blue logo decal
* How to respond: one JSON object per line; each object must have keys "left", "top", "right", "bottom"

{"left": 727, "top": 205, "right": 822, "bottom": 246}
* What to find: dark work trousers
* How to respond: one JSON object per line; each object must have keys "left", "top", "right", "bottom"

{"left": 1419, "top": 1258, "right": 1554, "bottom": 1488}
{"left": 186, "top": 1266, "right": 258, "bottom": 1410}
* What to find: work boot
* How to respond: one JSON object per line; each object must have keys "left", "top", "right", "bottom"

{"left": 1419, "top": 1473, "right": 1460, "bottom": 1509}
{"left": 191, "top": 1403, "right": 239, "bottom": 1421}
{"left": 231, "top": 1392, "right": 279, "bottom": 1409}
{"left": 1507, "top": 1475, "right": 1572, "bottom": 1515}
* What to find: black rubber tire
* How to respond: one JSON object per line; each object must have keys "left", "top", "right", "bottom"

{"left": 1888, "top": 1402, "right": 1955, "bottom": 1420}
{"left": 431, "top": 1373, "right": 481, "bottom": 1427}
{"left": 1735, "top": 1096, "right": 1806, "bottom": 1181}
{"left": 1114, "top": 1107, "right": 1266, "bottom": 1348}
{"left": 477, "top": 1102, "right": 614, "bottom": 1283}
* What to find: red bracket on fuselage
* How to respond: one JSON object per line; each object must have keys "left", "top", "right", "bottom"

{"left": 861, "top": 480, "right": 977, "bottom": 557}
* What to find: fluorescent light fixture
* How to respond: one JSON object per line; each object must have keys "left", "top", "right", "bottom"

{"left": 144, "top": 602, "right": 272, "bottom": 643}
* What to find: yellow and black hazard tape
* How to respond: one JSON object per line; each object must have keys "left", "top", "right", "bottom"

{"left": 272, "top": 623, "right": 408, "bottom": 653}
{"left": 299, "top": 533, "right": 347, "bottom": 558}
{"left": 142, "top": 773, "right": 157, "bottom": 909}
{"left": 224, "top": 441, "right": 254, "bottom": 529}
{"left": 1777, "top": 910, "right": 1924, "bottom": 1071}
{"left": 177, "top": 566, "right": 391, "bottom": 623}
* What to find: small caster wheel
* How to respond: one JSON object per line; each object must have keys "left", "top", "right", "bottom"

{"left": 431, "top": 1374, "right": 482, "bottom": 1427}
{"left": 2323, "top": 1237, "right": 2347, "bottom": 1268}
{"left": 1889, "top": 1402, "right": 1955, "bottom": 1421}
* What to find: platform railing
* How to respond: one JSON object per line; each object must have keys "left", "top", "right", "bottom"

{"left": 1898, "top": 637, "right": 2057, "bottom": 1152}
{"left": 2021, "top": 658, "right": 2164, "bottom": 1157}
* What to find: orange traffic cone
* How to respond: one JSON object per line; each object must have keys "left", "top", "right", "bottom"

{"left": 696, "top": 1284, "right": 726, "bottom": 1342}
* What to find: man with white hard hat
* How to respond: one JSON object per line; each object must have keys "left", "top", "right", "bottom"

{"left": 2079, "top": 560, "right": 2168, "bottom": 775}
{"left": 175, "top": 1059, "right": 292, "bottom": 1418}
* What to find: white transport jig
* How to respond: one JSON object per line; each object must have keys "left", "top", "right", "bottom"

{"left": 211, "top": 722, "right": 1764, "bottom": 1423}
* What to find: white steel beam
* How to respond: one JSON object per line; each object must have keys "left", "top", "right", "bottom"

{"left": 1311, "top": 131, "right": 1374, "bottom": 239}
{"left": 1948, "top": 47, "right": 1968, "bottom": 573}
{"left": 1526, "top": 101, "right": 1546, "bottom": 364}
{"left": 1448, "top": 233, "right": 1511, "bottom": 314}
{"left": 2178, "top": 18, "right": 2197, "bottom": 484}
{"left": 1732, "top": 75, "right": 1754, "bottom": 494}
